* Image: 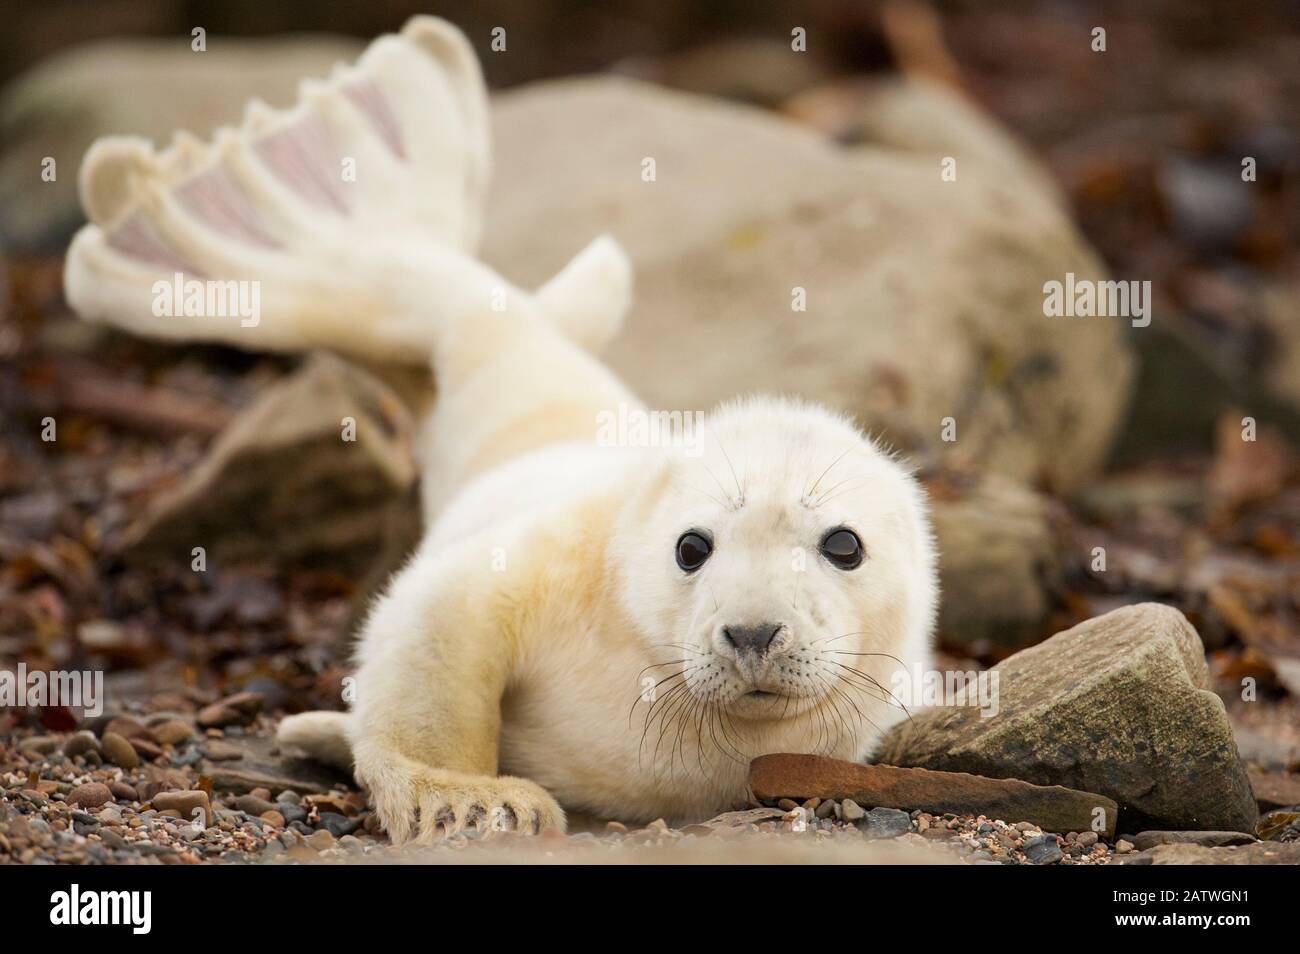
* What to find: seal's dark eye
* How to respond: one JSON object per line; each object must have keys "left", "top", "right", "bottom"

{"left": 675, "top": 531, "right": 712, "bottom": 573}
{"left": 820, "top": 528, "right": 864, "bottom": 570}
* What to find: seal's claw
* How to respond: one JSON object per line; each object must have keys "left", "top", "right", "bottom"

{"left": 357, "top": 755, "right": 565, "bottom": 845}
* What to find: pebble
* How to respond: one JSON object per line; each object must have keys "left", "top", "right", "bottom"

{"left": 276, "top": 790, "right": 302, "bottom": 805}
{"left": 197, "top": 692, "right": 264, "bottom": 729}
{"left": 102, "top": 717, "right": 151, "bottom": 741}
{"left": 62, "top": 731, "right": 100, "bottom": 758}
{"left": 1116, "top": 839, "right": 1134, "bottom": 854}
{"left": 150, "top": 719, "right": 194, "bottom": 746}
{"left": 1076, "top": 831, "right": 1099, "bottom": 848}
{"left": 814, "top": 799, "right": 837, "bottom": 819}
{"left": 777, "top": 798, "right": 799, "bottom": 811}
{"left": 152, "top": 790, "right": 212, "bottom": 826}
{"left": 279, "top": 803, "right": 308, "bottom": 825}
{"left": 110, "top": 781, "right": 138, "bottom": 801}
{"left": 68, "top": 783, "right": 112, "bottom": 809}
{"left": 1023, "top": 834, "right": 1063, "bottom": 865}
{"left": 856, "top": 807, "right": 912, "bottom": 839}
{"left": 319, "top": 812, "right": 360, "bottom": 837}
{"left": 260, "top": 810, "right": 286, "bottom": 828}
{"left": 234, "top": 794, "right": 277, "bottom": 816}
{"left": 201, "top": 740, "right": 245, "bottom": 762}
{"left": 839, "top": 798, "right": 866, "bottom": 821}
{"left": 129, "top": 737, "right": 164, "bottom": 761}
{"left": 101, "top": 731, "right": 140, "bottom": 769}
{"left": 306, "top": 829, "right": 336, "bottom": 851}
{"left": 20, "top": 735, "right": 62, "bottom": 756}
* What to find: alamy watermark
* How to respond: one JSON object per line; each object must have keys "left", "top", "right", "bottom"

{"left": 1043, "top": 272, "right": 1151, "bottom": 328}
{"left": 151, "top": 272, "right": 260, "bottom": 327}
{"left": 596, "top": 402, "right": 704, "bottom": 456}
{"left": 1, "top": 664, "right": 104, "bottom": 717}
{"left": 890, "top": 665, "right": 1000, "bottom": 718}
{"left": 50, "top": 884, "right": 150, "bottom": 934}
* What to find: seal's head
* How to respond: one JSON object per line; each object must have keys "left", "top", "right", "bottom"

{"left": 615, "top": 397, "right": 936, "bottom": 757}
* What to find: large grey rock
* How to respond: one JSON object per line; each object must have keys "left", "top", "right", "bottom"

{"left": 118, "top": 353, "right": 417, "bottom": 568}
{"left": 485, "top": 76, "right": 1133, "bottom": 492}
{"left": 875, "top": 603, "right": 1258, "bottom": 834}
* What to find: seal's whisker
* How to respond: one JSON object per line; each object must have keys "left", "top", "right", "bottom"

{"left": 832, "top": 665, "right": 917, "bottom": 731}
{"left": 683, "top": 483, "right": 729, "bottom": 509}
{"left": 805, "top": 446, "right": 853, "bottom": 500}
{"left": 700, "top": 463, "right": 737, "bottom": 510}
{"left": 830, "top": 676, "right": 881, "bottom": 738}
{"left": 642, "top": 677, "right": 691, "bottom": 757}
{"left": 634, "top": 671, "right": 690, "bottom": 757}
{"left": 713, "top": 433, "right": 745, "bottom": 505}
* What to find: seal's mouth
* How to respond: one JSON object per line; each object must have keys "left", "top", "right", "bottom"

{"left": 743, "top": 689, "right": 782, "bottom": 701}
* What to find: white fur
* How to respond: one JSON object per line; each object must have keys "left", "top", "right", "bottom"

{"left": 63, "top": 16, "right": 937, "bottom": 838}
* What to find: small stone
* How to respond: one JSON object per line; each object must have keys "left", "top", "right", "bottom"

{"left": 197, "top": 692, "right": 264, "bottom": 729}
{"left": 201, "top": 740, "right": 245, "bottom": 762}
{"left": 279, "top": 803, "right": 308, "bottom": 825}
{"left": 152, "top": 790, "right": 212, "bottom": 826}
{"left": 260, "top": 810, "right": 285, "bottom": 828}
{"left": 109, "top": 781, "right": 138, "bottom": 801}
{"left": 276, "top": 790, "right": 302, "bottom": 805}
{"left": 1014, "top": 821, "right": 1038, "bottom": 832}
{"left": 68, "top": 783, "right": 112, "bottom": 809}
{"left": 814, "top": 799, "right": 837, "bottom": 819}
{"left": 20, "top": 734, "right": 61, "bottom": 756}
{"left": 1023, "top": 834, "right": 1063, "bottom": 865}
{"left": 1116, "top": 839, "right": 1134, "bottom": 854}
{"left": 319, "top": 812, "right": 360, "bottom": 838}
{"left": 20, "top": 789, "right": 48, "bottom": 807}
{"left": 234, "top": 794, "right": 277, "bottom": 816}
{"left": 839, "top": 798, "right": 866, "bottom": 821}
{"left": 856, "top": 807, "right": 912, "bottom": 839}
{"left": 1076, "top": 831, "right": 1099, "bottom": 848}
{"left": 62, "top": 731, "right": 100, "bottom": 758}
{"left": 605, "top": 820, "right": 628, "bottom": 833}
{"left": 777, "top": 798, "right": 799, "bottom": 811}
{"left": 102, "top": 717, "right": 152, "bottom": 741}
{"left": 305, "top": 829, "right": 336, "bottom": 851}
{"left": 150, "top": 719, "right": 194, "bottom": 746}
{"left": 101, "top": 732, "right": 139, "bottom": 769}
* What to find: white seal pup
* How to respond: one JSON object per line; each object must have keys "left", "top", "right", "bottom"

{"left": 63, "top": 16, "right": 938, "bottom": 840}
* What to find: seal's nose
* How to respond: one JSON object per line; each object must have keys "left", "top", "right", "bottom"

{"left": 722, "top": 623, "right": 782, "bottom": 656}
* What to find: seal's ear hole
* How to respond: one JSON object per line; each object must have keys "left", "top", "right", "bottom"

{"left": 675, "top": 530, "right": 713, "bottom": 573}
{"left": 820, "top": 527, "right": 864, "bottom": 570}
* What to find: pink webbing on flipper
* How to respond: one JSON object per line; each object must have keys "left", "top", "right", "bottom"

{"left": 107, "top": 214, "right": 203, "bottom": 276}
{"left": 253, "top": 112, "right": 350, "bottom": 214}
{"left": 344, "top": 79, "right": 406, "bottom": 160}
{"left": 177, "top": 165, "right": 282, "bottom": 249}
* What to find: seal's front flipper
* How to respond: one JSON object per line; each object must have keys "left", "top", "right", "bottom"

{"left": 63, "top": 16, "right": 493, "bottom": 363}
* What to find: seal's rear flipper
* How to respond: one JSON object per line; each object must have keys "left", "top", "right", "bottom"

{"left": 278, "top": 711, "right": 354, "bottom": 771}
{"left": 64, "top": 16, "right": 499, "bottom": 363}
